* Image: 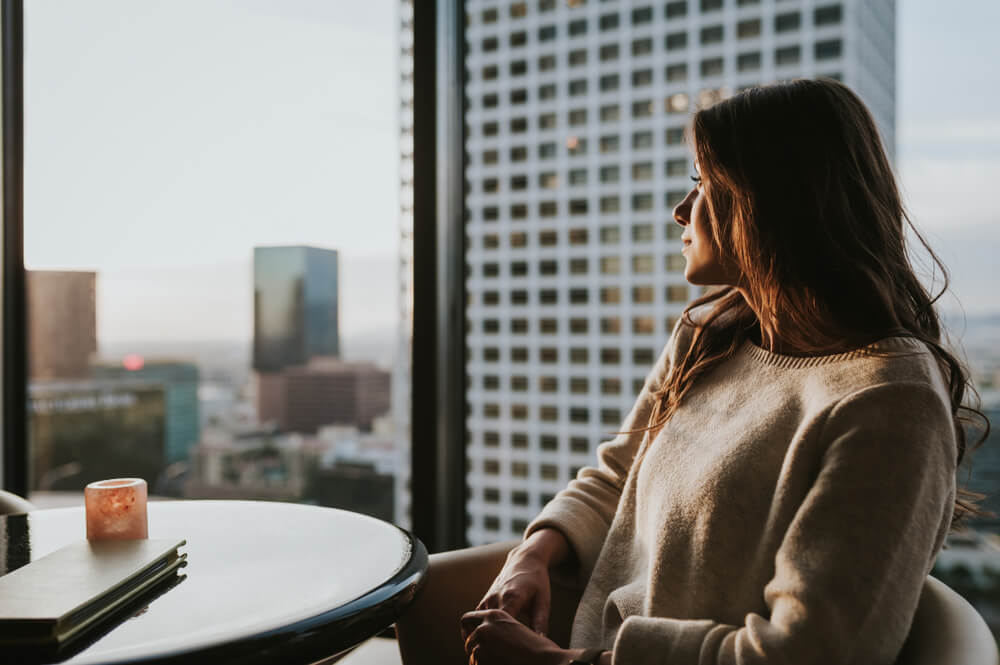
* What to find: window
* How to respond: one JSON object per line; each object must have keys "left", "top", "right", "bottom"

{"left": 540, "top": 318, "right": 558, "bottom": 333}
{"left": 569, "top": 407, "right": 590, "bottom": 424}
{"left": 569, "top": 288, "right": 589, "bottom": 304}
{"left": 665, "top": 126, "right": 685, "bottom": 145}
{"left": 569, "top": 18, "right": 588, "bottom": 36}
{"left": 632, "top": 38, "right": 653, "bottom": 57}
{"left": 600, "top": 226, "right": 620, "bottom": 243}
{"left": 666, "top": 223, "right": 684, "bottom": 240}
{"left": 482, "top": 36, "right": 499, "bottom": 52}
{"left": 738, "top": 52, "right": 761, "bottom": 72}
{"left": 511, "top": 117, "right": 529, "bottom": 133}
{"left": 632, "top": 316, "right": 655, "bottom": 334}
{"left": 511, "top": 146, "right": 528, "bottom": 162}
{"left": 631, "top": 7, "right": 653, "bottom": 24}
{"left": 632, "top": 131, "right": 653, "bottom": 150}
{"left": 539, "top": 201, "right": 558, "bottom": 217}
{"left": 484, "top": 487, "right": 500, "bottom": 503}
{"left": 539, "top": 0, "right": 556, "bottom": 11}
{"left": 512, "top": 490, "right": 530, "bottom": 506}
{"left": 539, "top": 230, "right": 558, "bottom": 245}
{"left": 484, "top": 515, "right": 500, "bottom": 530}
{"left": 569, "top": 318, "right": 588, "bottom": 333}
{"left": 666, "top": 284, "right": 689, "bottom": 302}
{"left": 738, "top": 18, "right": 761, "bottom": 39}
{"left": 814, "top": 4, "right": 843, "bottom": 26}
{"left": 570, "top": 199, "right": 589, "bottom": 215}
{"left": 510, "top": 2, "right": 528, "bottom": 18}
{"left": 568, "top": 228, "right": 589, "bottom": 245}
{"left": 600, "top": 196, "right": 620, "bottom": 213}
{"left": 510, "top": 88, "right": 528, "bottom": 105}
{"left": 540, "top": 435, "right": 558, "bottom": 451}
{"left": 666, "top": 253, "right": 686, "bottom": 271}
{"left": 601, "top": 317, "right": 621, "bottom": 334}
{"left": 567, "top": 136, "right": 587, "bottom": 156}
{"left": 599, "top": 43, "right": 619, "bottom": 61}
{"left": 600, "top": 104, "right": 619, "bottom": 122}
{"left": 539, "top": 25, "right": 557, "bottom": 41}
{"left": 510, "top": 375, "right": 528, "bottom": 391}
{"left": 665, "top": 1, "right": 686, "bottom": 18}
{"left": 483, "top": 206, "right": 500, "bottom": 221}
{"left": 815, "top": 39, "right": 842, "bottom": 60}
{"left": 600, "top": 165, "right": 620, "bottom": 183}
{"left": 538, "top": 55, "right": 557, "bottom": 71}
{"left": 632, "top": 193, "right": 653, "bottom": 211}
{"left": 600, "top": 74, "right": 620, "bottom": 92}
{"left": 601, "top": 286, "right": 621, "bottom": 303}
{"left": 667, "top": 91, "right": 689, "bottom": 112}
{"left": 633, "top": 348, "right": 655, "bottom": 364}
{"left": 510, "top": 31, "right": 528, "bottom": 47}
{"left": 482, "top": 93, "right": 499, "bottom": 109}
{"left": 511, "top": 60, "right": 528, "bottom": 76}
{"left": 539, "top": 259, "right": 558, "bottom": 275}
{"left": 570, "top": 348, "right": 589, "bottom": 364}
{"left": 775, "top": 12, "right": 801, "bottom": 33}
{"left": 632, "top": 285, "right": 655, "bottom": 303}
{"left": 510, "top": 231, "right": 528, "bottom": 247}
{"left": 510, "top": 263, "right": 528, "bottom": 278}
{"left": 701, "top": 57, "right": 724, "bottom": 77}
{"left": 538, "top": 113, "right": 556, "bottom": 130}
{"left": 632, "top": 224, "right": 654, "bottom": 242}
{"left": 601, "top": 256, "right": 621, "bottom": 274}
{"left": 701, "top": 25, "right": 723, "bottom": 45}
{"left": 600, "top": 135, "right": 620, "bottom": 153}
{"left": 569, "top": 377, "right": 589, "bottom": 394}
{"left": 600, "top": 348, "right": 621, "bottom": 365}
{"left": 666, "top": 63, "right": 687, "bottom": 82}
{"left": 482, "top": 65, "right": 499, "bottom": 80}
{"left": 483, "top": 178, "right": 499, "bottom": 193}
{"left": 631, "top": 162, "right": 653, "bottom": 181}
{"left": 568, "top": 49, "right": 587, "bottom": 66}
{"left": 666, "top": 189, "right": 687, "bottom": 206}
{"left": 665, "top": 158, "right": 688, "bottom": 176}
{"left": 482, "top": 8, "right": 499, "bottom": 23}
{"left": 512, "top": 347, "right": 529, "bottom": 362}
{"left": 569, "top": 79, "right": 588, "bottom": 96}
{"left": 700, "top": 0, "right": 723, "bottom": 11}
{"left": 510, "top": 203, "right": 528, "bottom": 219}
{"left": 569, "top": 168, "right": 588, "bottom": 185}
{"left": 540, "top": 347, "right": 558, "bottom": 363}
{"left": 599, "top": 12, "right": 619, "bottom": 30}
{"left": 512, "top": 318, "right": 529, "bottom": 333}
{"left": 632, "top": 69, "right": 653, "bottom": 87}
{"left": 512, "top": 174, "right": 529, "bottom": 190}
{"left": 539, "top": 83, "right": 557, "bottom": 100}
{"left": 666, "top": 31, "right": 687, "bottom": 50}
{"left": 482, "top": 121, "right": 499, "bottom": 137}
{"left": 632, "top": 255, "right": 654, "bottom": 273}
{"left": 775, "top": 45, "right": 801, "bottom": 66}
{"left": 569, "top": 109, "right": 588, "bottom": 126}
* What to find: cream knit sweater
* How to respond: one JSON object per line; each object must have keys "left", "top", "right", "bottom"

{"left": 525, "top": 312, "right": 957, "bottom": 665}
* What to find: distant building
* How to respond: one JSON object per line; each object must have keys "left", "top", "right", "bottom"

{"left": 312, "top": 462, "right": 395, "bottom": 523}
{"left": 258, "top": 357, "right": 390, "bottom": 434}
{"left": 27, "top": 270, "right": 97, "bottom": 380}
{"left": 253, "top": 246, "right": 339, "bottom": 372}
{"left": 963, "top": 393, "right": 1000, "bottom": 529}
{"left": 92, "top": 358, "right": 201, "bottom": 464}
{"left": 29, "top": 379, "right": 166, "bottom": 491}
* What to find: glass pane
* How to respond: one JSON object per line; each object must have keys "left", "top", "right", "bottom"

{"left": 24, "top": 1, "right": 410, "bottom": 527}
{"left": 461, "top": 0, "right": 899, "bottom": 546}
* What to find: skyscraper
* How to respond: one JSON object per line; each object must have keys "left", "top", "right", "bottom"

{"left": 27, "top": 270, "right": 97, "bottom": 380}
{"left": 461, "top": 0, "right": 895, "bottom": 544}
{"left": 253, "top": 246, "right": 340, "bottom": 373}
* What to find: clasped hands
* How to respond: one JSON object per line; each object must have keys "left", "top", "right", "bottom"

{"left": 460, "top": 535, "right": 577, "bottom": 665}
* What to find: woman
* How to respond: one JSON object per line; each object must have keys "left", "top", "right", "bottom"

{"left": 457, "top": 78, "right": 988, "bottom": 665}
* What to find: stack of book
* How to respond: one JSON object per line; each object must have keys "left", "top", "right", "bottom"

{"left": 0, "top": 539, "right": 187, "bottom": 656}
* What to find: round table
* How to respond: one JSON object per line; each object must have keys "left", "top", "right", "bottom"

{"left": 0, "top": 501, "right": 428, "bottom": 664}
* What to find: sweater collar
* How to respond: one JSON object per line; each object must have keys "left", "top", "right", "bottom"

{"left": 739, "top": 335, "right": 927, "bottom": 369}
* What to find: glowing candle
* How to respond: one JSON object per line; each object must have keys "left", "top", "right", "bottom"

{"left": 85, "top": 478, "right": 148, "bottom": 540}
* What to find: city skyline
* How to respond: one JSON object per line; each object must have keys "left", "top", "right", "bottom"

{"left": 21, "top": 0, "right": 1000, "bottom": 350}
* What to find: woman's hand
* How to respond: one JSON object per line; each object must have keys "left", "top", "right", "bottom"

{"left": 460, "top": 608, "right": 569, "bottom": 665}
{"left": 474, "top": 528, "right": 571, "bottom": 635}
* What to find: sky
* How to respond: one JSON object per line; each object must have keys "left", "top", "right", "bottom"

{"left": 22, "top": 0, "right": 1000, "bottom": 350}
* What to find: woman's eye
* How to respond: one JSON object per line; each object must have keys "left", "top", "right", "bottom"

{"left": 690, "top": 174, "right": 702, "bottom": 187}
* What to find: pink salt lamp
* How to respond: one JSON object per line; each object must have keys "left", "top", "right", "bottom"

{"left": 84, "top": 478, "right": 148, "bottom": 540}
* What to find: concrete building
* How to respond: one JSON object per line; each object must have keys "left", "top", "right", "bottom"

{"left": 258, "top": 358, "right": 391, "bottom": 434}
{"left": 92, "top": 358, "right": 201, "bottom": 464}
{"left": 460, "top": 0, "right": 895, "bottom": 544}
{"left": 27, "top": 270, "right": 97, "bottom": 380}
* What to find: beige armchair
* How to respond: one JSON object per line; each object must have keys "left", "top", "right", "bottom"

{"left": 396, "top": 541, "right": 999, "bottom": 665}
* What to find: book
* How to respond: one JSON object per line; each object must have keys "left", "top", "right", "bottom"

{"left": 0, "top": 538, "right": 187, "bottom": 650}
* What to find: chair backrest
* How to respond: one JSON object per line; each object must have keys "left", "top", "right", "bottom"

{"left": 895, "top": 575, "right": 998, "bottom": 665}
{"left": 0, "top": 489, "right": 35, "bottom": 515}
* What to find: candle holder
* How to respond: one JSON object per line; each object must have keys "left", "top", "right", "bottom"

{"left": 85, "top": 478, "right": 148, "bottom": 540}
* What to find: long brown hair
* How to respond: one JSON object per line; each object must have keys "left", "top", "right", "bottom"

{"left": 646, "top": 78, "right": 989, "bottom": 529}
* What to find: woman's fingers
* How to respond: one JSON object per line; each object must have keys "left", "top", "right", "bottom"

{"left": 531, "top": 585, "right": 551, "bottom": 636}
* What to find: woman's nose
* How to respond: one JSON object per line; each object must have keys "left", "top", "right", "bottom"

{"left": 673, "top": 189, "right": 695, "bottom": 226}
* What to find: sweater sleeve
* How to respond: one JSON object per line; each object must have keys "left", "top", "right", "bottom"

{"left": 524, "top": 318, "right": 691, "bottom": 583}
{"left": 611, "top": 381, "right": 957, "bottom": 665}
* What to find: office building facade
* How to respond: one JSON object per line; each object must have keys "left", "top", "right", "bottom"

{"left": 461, "top": 0, "right": 895, "bottom": 544}
{"left": 253, "top": 245, "right": 340, "bottom": 373}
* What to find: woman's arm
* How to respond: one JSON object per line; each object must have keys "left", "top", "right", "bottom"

{"left": 607, "top": 381, "right": 956, "bottom": 665}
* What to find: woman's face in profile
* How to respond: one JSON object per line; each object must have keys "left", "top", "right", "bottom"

{"left": 672, "top": 166, "right": 738, "bottom": 287}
